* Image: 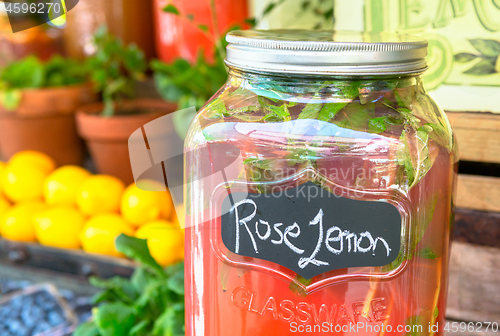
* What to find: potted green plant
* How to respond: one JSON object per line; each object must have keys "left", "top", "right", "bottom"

{"left": 75, "top": 27, "right": 177, "bottom": 184}
{"left": 0, "top": 55, "right": 96, "bottom": 165}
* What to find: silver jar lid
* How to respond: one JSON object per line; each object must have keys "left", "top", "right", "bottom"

{"left": 225, "top": 30, "right": 428, "bottom": 75}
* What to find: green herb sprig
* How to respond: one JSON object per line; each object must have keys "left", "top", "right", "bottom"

{"left": 86, "top": 26, "right": 148, "bottom": 117}
{"left": 0, "top": 55, "right": 89, "bottom": 110}
{"left": 73, "top": 234, "right": 184, "bottom": 336}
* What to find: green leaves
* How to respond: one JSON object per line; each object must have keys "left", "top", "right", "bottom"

{"left": 454, "top": 52, "right": 477, "bottom": 63}
{"left": 417, "top": 247, "right": 438, "bottom": 259}
{"left": 115, "top": 234, "right": 166, "bottom": 278}
{"left": 0, "top": 55, "right": 89, "bottom": 90}
{"left": 469, "top": 39, "right": 500, "bottom": 57}
{"left": 463, "top": 59, "right": 497, "bottom": 75}
{"left": 74, "top": 321, "right": 100, "bottom": 336}
{"left": 73, "top": 234, "right": 185, "bottom": 336}
{"left": 163, "top": 4, "right": 180, "bottom": 15}
{"left": 404, "top": 315, "right": 426, "bottom": 336}
{"left": 152, "top": 304, "right": 185, "bottom": 336}
{"left": 317, "top": 103, "right": 346, "bottom": 122}
{"left": 455, "top": 39, "right": 500, "bottom": 76}
{"left": 94, "top": 303, "right": 137, "bottom": 336}
{"left": 259, "top": 97, "right": 291, "bottom": 122}
{"left": 333, "top": 103, "right": 374, "bottom": 131}
{"left": 0, "top": 55, "right": 90, "bottom": 110}
{"left": 0, "top": 56, "right": 44, "bottom": 89}
{"left": 151, "top": 47, "right": 228, "bottom": 112}
{"left": 396, "top": 124, "right": 434, "bottom": 189}
{"left": 298, "top": 103, "right": 322, "bottom": 119}
{"left": 368, "top": 117, "right": 388, "bottom": 133}
{"left": 87, "top": 26, "right": 147, "bottom": 116}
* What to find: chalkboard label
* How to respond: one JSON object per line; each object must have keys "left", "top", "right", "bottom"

{"left": 221, "top": 181, "right": 402, "bottom": 279}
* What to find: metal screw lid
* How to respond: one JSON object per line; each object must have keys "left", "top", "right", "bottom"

{"left": 225, "top": 30, "right": 428, "bottom": 75}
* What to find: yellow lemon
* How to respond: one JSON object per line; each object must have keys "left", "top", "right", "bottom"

{"left": 9, "top": 150, "right": 56, "bottom": 174}
{"left": 0, "top": 161, "right": 6, "bottom": 195}
{"left": 2, "top": 163, "right": 48, "bottom": 203}
{"left": 76, "top": 175, "right": 125, "bottom": 216}
{"left": 0, "top": 195, "right": 10, "bottom": 215}
{"left": 135, "top": 220, "right": 184, "bottom": 267}
{"left": 0, "top": 201, "right": 45, "bottom": 242}
{"left": 44, "top": 166, "right": 91, "bottom": 206}
{"left": 80, "top": 213, "right": 134, "bottom": 257}
{"left": 120, "top": 183, "right": 173, "bottom": 227}
{"left": 34, "top": 206, "right": 85, "bottom": 249}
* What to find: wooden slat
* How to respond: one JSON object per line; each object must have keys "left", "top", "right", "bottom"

{"left": 0, "top": 240, "right": 135, "bottom": 279}
{"left": 447, "top": 242, "right": 500, "bottom": 323}
{"left": 453, "top": 208, "right": 500, "bottom": 248}
{"left": 456, "top": 174, "right": 500, "bottom": 213}
{"left": 446, "top": 112, "right": 500, "bottom": 164}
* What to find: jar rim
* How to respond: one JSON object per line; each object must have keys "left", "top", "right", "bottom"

{"left": 225, "top": 30, "right": 428, "bottom": 76}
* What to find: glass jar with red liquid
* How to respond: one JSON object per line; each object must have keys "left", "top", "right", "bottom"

{"left": 184, "top": 30, "right": 458, "bottom": 336}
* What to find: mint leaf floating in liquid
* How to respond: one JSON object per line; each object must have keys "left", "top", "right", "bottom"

{"left": 317, "top": 103, "right": 346, "bottom": 122}
{"left": 205, "top": 98, "right": 229, "bottom": 119}
{"left": 368, "top": 116, "right": 388, "bottom": 133}
{"left": 259, "top": 96, "right": 291, "bottom": 122}
{"left": 298, "top": 103, "right": 323, "bottom": 119}
{"left": 333, "top": 102, "right": 374, "bottom": 131}
{"left": 404, "top": 314, "right": 426, "bottom": 336}
{"left": 417, "top": 247, "right": 438, "bottom": 259}
{"left": 163, "top": 4, "right": 180, "bottom": 15}
{"left": 289, "top": 275, "right": 312, "bottom": 297}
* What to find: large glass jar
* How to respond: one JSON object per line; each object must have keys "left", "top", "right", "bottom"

{"left": 184, "top": 31, "right": 457, "bottom": 336}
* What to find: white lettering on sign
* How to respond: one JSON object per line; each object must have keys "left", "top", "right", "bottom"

{"left": 230, "top": 200, "right": 392, "bottom": 269}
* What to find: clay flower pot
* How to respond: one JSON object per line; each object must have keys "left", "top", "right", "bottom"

{"left": 76, "top": 99, "right": 177, "bottom": 185}
{"left": 0, "top": 84, "right": 97, "bottom": 166}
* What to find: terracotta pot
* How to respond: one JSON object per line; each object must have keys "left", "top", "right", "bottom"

{"left": 0, "top": 84, "right": 97, "bottom": 165}
{"left": 76, "top": 99, "right": 177, "bottom": 185}
{"left": 63, "top": 0, "right": 155, "bottom": 60}
{"left": 153, "top": 0, "right": 248, "bottom": 63}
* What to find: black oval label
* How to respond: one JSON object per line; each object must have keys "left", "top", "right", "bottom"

{"left": 221, "top": 181, "right": 402, "bottom": 279}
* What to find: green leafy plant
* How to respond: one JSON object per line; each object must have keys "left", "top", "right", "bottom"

{"left": 151, "top": 52, "right": 227, "bottom": 112}
{"left": 86, "top": 26, "right": 148, "bottom": 117}
{"left": 73, "top": 234, "right": 184, "bottom": 336}
{"left": 152, "top": 1, "right": 232, "bottom": 138}
{"left": 454, "top": 39, "right": 500, "bottom": 75}
{"left": 0, "top": 55, "right": 89, "bottom": 110}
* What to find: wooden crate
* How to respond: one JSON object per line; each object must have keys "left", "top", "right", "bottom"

{"left": 445, "top": 111, "right": 500, "bottom": 330}
{"left": 447, "top": 112, "right": 500, "bottom": 213}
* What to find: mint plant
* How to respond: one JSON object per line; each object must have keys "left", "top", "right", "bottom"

{"left": 73, "top": 234, "right": 184, "bottom": 336}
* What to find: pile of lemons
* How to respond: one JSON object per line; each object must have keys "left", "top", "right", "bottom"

{"left": 0, "top": 150, "right": 184, "bottom": 267}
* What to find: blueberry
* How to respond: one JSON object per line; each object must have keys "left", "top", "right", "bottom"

{"left": 29, "top": 305, "right": 43, "bottom": 321}
{"left": 23, "top": 294, "right": 34, "bottom": 304}
{"left": 21, "top": 308, "right": 33, "bottom": 323}
{"left": 8, "top": 319, "right": 22, "bottom": 333}
{"left": 34, "top": 321, "right": 51, "bottom": 334}
{"left": 9, "top": 297, "right": 22, "bottom": 310}
{"left": 47, "top": 311, "right": 64, "bottom": 326}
